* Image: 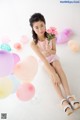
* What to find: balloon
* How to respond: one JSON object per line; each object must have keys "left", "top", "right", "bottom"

{"left": 9, "top": 75, "right": 20, "bottom": 93}
{"left": 68, "top": 40, "right": 80, "bottom": 52}
{"left": 14, "top": 42, "right": 22, "bottom": 50}
{"left": 62, "top": 29, "right": 73, "bottom": 37}
{"left": 56, "top": 33, "right": 69, "bottom": 44}
{"left": 13, "top": 56, "right": 38, "bottom": 82}
{"left": 12, "top": 53, "right": 20, "bottom": 65}
{"left": 0, "top": 43, "right": 11, "bottom": 51}
{"left": 56, "top": 28, "right": 73, "bottom": 44}
{"left": 16, "top": 83, "right": 35, "bottom": 101}
{"left": 20, "top": 35, "right": 29, "bottom": 44}
{"left": 0, "top": 50, "right": 14, "bottom": 77}
{"left": 0, "top": 77, "right": 13, "bottom": 99}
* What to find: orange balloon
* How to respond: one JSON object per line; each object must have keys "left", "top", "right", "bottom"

{"left": 14, "top": 42, "right": 22, "bottom": 50}
{"left": 13, "top": 56, "right": 38, "bottom": 82}
{"left": 68, "top": 40, "right": 80, "bottom": 52}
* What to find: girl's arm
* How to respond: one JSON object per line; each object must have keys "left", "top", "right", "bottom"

{"left": 30, "top": 41, "right": 55, "bottom": 76}
{"left": 51, "top": 38, "right": 56, "bottom": 53}
{"left": 46, "top": 38, "right": 56, "bottom": 55}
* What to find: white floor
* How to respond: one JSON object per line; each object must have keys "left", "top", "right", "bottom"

{"left": 0, "top": 43, "right": 80, "bottom": 120}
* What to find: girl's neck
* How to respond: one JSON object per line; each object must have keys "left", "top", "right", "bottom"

{"left": 38, "top": 35, "right": 46, "bottom": 41}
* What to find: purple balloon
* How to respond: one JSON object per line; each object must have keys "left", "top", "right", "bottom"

{"left": 56, "top": 33, "right": 69, "bottom": 44}
{"left": 0, "top": 50, "right": 14, "bottom": 77}
{"left": 12, "top": 53, "right": 20, "bottom": 65}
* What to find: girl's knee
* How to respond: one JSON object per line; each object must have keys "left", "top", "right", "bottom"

{"left": 52, "top": 61, "right": 63, "bottom": 71}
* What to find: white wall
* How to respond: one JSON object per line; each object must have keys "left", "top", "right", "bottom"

{"left": 0, "top": 0, "right": 80, "bottom": 41}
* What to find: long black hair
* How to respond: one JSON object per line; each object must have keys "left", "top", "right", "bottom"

{"left": 29, "top": 13, "right": 48, "bottom": 44}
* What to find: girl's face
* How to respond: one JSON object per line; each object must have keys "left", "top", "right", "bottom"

{"left": 32, "top": 21, "right": 46, "bottom": 37}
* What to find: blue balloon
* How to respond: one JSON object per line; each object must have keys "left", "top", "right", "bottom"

{"left": 8, "top": 74, "right": 20, "bottom": 93}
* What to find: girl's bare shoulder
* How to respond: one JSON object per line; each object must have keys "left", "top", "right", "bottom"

{"left": 30, "top": 40, "right": 36, "bottom": 47}
{"left": 30, "top": 40, "right": 39, "bottom": 49}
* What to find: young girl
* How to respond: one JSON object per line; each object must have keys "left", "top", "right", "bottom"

{"left": 29, "top": 13, "right": 80, "bottom": 115}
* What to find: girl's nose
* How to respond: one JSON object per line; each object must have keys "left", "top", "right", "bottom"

{"left": 39, "top": 28, "right": 42, "bottom": 32}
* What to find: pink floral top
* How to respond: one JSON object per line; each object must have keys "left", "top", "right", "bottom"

{"left": 37, "top": 38, "right": 53, "bottom": 52}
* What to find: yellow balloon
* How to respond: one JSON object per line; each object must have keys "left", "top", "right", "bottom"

{"left": 0, "top": 77, "right": 13, "bottom": 99}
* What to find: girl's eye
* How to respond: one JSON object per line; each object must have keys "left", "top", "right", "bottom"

{"left": 35, "top": 26, "right": 38, "bottom": 29}
{"left": 41, "top": 24, "right": 43, "bottom": 27}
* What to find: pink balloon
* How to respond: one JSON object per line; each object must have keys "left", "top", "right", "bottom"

{"left": 16, "top": 83, "right": 35, "bottom": 101}
{"left": 14, "top": 42, "right": 22, "bottom": 50}
{"left": 12, "top": 53, "right": 20, "bottom": 65}
{"left": 0, "top": 50, "right": 14, "bottom": 77}
{"left": 13, "top": 56, "right": 38, "bottom": 82}
{"left": 20, "top": 35, "right": 29, "bottom": 44}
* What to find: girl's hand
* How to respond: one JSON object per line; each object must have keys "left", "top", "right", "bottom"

{"left": 42, "top": 50, "right": 51, "bottom": 56}
{"left": 46, "top": 49, "right": 56, "bottom": 55}
{"left": 42, "top": 49, "right": 56, "bottom": 57}
{"left": 51, "top": 73, "right": 61, "bottom": 85}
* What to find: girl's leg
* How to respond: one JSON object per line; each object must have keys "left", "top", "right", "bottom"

{"left": 51, "top": 60, "right": 80, "bottom": 105}
{"left": 44, "top": 65, "right": 68, "bottom": 100}
{"left": 43, "top": 64, "right": 72, "bottom": 112}
{"left": 43, "top": 64, "right": 64, "bottom": 99}
{"left": 51, "top": 60, "right": 72, "bottom": 96}
{"left": 51, "top": 74, "right": 64, "bottom": 100}
{"left": 44, "top": 65, "right": 71, "bottom": 112}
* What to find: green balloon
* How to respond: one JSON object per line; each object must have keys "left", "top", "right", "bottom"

{"left": 0, "top": 43, "right": 11, "bottom": 51}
